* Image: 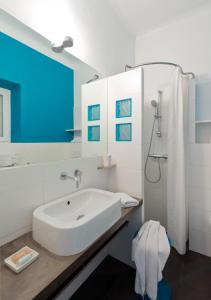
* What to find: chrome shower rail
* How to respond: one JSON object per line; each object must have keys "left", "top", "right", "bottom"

{"left": 86, "top": 74, "right": 100, "bottom": 84}
{"left": 125, "top": 62, "right": 195, "bottom": 78}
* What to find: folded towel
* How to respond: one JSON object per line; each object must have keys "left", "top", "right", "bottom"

{"left": 132, "top": 221, "right": 170, "bottom": 300}
{"left": 115, "top": 192, "right": 139, "bottom": 208}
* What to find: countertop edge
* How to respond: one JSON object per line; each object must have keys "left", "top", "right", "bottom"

{"left": 1, "top": 199, "right": 143, "bottom": 300}
{"left": 34, "top": 201, "right": 143, "bottom": 300}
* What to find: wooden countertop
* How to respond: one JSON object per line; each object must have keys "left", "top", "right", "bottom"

{"left": 0, "top": 200, "right": 142, "bottom": 300}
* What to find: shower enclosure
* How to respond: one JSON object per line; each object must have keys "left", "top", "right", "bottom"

{"left": 144, "top": 91, "right": 168, "bottom": 185}
{"left": 126, "top": 63, "right": 195, "bottom": 254}
{"left": 143, "top": 65, "right": 173, "bottom": 229}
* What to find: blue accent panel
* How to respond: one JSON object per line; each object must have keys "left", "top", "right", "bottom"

{"left": 116, "top": 123, "right": 132, "bottom": 141}
{"left": 88, "top": 104, "right": 100, "bottom": 121}
{"left": 0, "top": 32, "right": 74, "bottom": 142}
{"left": 88, "top": 125, "right": 100, "bottom": 141}
{"left": 116, "top": 98, "right": 132, "bottom": 118}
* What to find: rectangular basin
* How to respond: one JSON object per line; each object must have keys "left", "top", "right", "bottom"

{"left": 32, "top": 189, "right": 121, "bottom": 256}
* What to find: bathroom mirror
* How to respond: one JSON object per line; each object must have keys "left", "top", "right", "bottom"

{"left": 0, "top": 10, "right": 101, "bottom": 152}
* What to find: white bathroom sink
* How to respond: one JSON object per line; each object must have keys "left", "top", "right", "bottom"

{"left": 32, "top": 189, "right": 121, "bottom": 256}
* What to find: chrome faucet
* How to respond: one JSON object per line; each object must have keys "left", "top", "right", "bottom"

{"left": 60, "top": 169, "right": 82, "bottom": 188}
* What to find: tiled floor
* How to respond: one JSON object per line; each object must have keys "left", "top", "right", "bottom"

{"left": 70, "top": 249, "right": 211, "bottom": 300}
{"left": 164, "top": 248, "right": 211, "bottom": 300}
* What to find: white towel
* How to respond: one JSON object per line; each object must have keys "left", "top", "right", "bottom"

{"left": 132, "top": 220, "right": 170, "bottom": 300}
{"left": 115, "top": 192, "right": 139, "bottom": 208}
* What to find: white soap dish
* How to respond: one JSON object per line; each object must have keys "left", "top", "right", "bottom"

{"left": 4, "top": 246, "right": 39, "bottom": 273}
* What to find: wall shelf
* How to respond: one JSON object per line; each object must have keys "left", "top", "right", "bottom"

{"left": 65, "top": 128, "right": 82, "bottom": 132}
{"left": 97, "top": 164, "right": 116, "bottom": 170}
{"left": 195, "top": 120, "right": 211, "bottom": 124}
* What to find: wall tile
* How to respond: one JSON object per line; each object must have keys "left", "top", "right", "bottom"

{"left": 43, "top": 157, "right": 106, "bottom": 203}
{"left": 144, "top": 185, "right": 167, "bottom": 226}
{"left": 82, "top": 79, "right": 108, "bottom": 157}
{"left": 0, "top": 183, "right": 43, "bottom": 244}
{"left": 0, "top": 143, "right": 79, "bottom": 164}
{"left": 189, "top": 208, "right": 211, "bottom": 232}
{"left": 189, "top": 229, "right": 211, "bottom": 257}
{"left": 0, "top": 164, "right": 44, "bottom": 191}
{"left": 108, "top": 142, "right": 142, "bottom": 170}
{"left": 188, "top": 186, "right": 211, "bottom": 212}
{"left": 188, "top": 165, "right": 211, "bottom": 189}
{"left": 108, "top": 167, "right": 143, "bottom": 198}
{"left": 0, "top": 156, "right": 108, "bottom": 245}
{"left": 189, "top": 144, "right": 211, "bottom": 166}
{"left": 107, "top": 69, "right": 144, "bottom": 197}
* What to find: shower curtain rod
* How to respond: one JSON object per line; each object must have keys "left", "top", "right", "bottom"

{"left": 125, "top": 62, "right": 195, "bottom": 78}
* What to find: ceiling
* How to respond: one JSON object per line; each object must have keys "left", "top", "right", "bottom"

{"left": 107, "top": 0, "right": 211, "bottom": 36}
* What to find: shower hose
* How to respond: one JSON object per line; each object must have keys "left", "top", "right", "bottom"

{"left": 144, "top": 117, "right": 162, "bottom": 183}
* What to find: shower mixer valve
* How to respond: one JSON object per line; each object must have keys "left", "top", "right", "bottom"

{"left": 154, "top": 113, "right": 161, "bottom": 119}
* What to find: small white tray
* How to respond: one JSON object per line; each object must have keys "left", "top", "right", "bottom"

{"left": 4, "top": 246, "right": 39, "bottom": 273}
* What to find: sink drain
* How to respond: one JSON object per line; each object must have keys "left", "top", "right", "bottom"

{"left": 76, "top": 214, "right": 85, "bottom": 221}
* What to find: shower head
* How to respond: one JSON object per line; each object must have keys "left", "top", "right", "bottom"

{"left": 151, "top": 100, "right": 158, "bottom": 107}
{"left": 51, "top": 36, "right": 73, "bottom": 53}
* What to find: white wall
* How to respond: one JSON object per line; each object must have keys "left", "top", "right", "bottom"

{"left": 0, "top": 9, "right": 101, "bottom": 163}
{"left": 82, "top": 79, "right": 108, "bottom": 157}
{"left": 0, "top": 156, "right": 108, "bottom": 246}
{"left": 135, "top": 3, "right": 211, "bottom": 256}
{"left": 81, "top": 69, "right": 144, "bottom": 198}
{"left": 0, "top": 0, "right": 135, "bottom": 76}
{"left": 0, "top": 143, "right": 82, "bottom": 164}
{"left": 136, "top": 2, "right": 211, "bottom": 122}
{"left": 107, "top": 69, "right": 144, "bottom": 198}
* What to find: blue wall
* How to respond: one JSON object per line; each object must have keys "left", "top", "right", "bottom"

{"left": 0, "top": 32, "right": 74, "bottom": 142}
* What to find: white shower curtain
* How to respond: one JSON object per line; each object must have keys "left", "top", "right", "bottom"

{"left": 167, "top": 69, "right": 195, "bottom": 255}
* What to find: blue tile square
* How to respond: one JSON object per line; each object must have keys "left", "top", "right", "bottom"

{"left": 116, "top": 98, "right": 132, "bottom": 118}
{"left": 88, "top": 125, "right": 100, "bottom": 141}
{"left": 88, "top": 104, "right": 100, "bottom": 121}
{"left": 116, "top": 123, "right": 132, "bottom": 141}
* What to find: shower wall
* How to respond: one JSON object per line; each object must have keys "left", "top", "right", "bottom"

{"left": 143, "top": 66, "right": 175, "bottom": 227}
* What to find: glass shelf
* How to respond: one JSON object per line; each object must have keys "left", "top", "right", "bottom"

{"left": 195, "top": 120, "right": 211, "bottom": 124}
{"left": 97, "top": 164, "right": 116, "bottom": 170}
{"left": 65, "top": 128, "right": 82, "bottom": 132}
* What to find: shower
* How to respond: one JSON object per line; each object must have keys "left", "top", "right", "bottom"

{"left": 151, "top": 99, "right": 157, "bottom": 107}
{"left": 151, "top": 99, "right": 161, "bottom": 137}
{"left": 126, "top": 61, "right": 194, "bottom": 253}
{"left": 144, "top": 91, "right": 168, "bottom": 183}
